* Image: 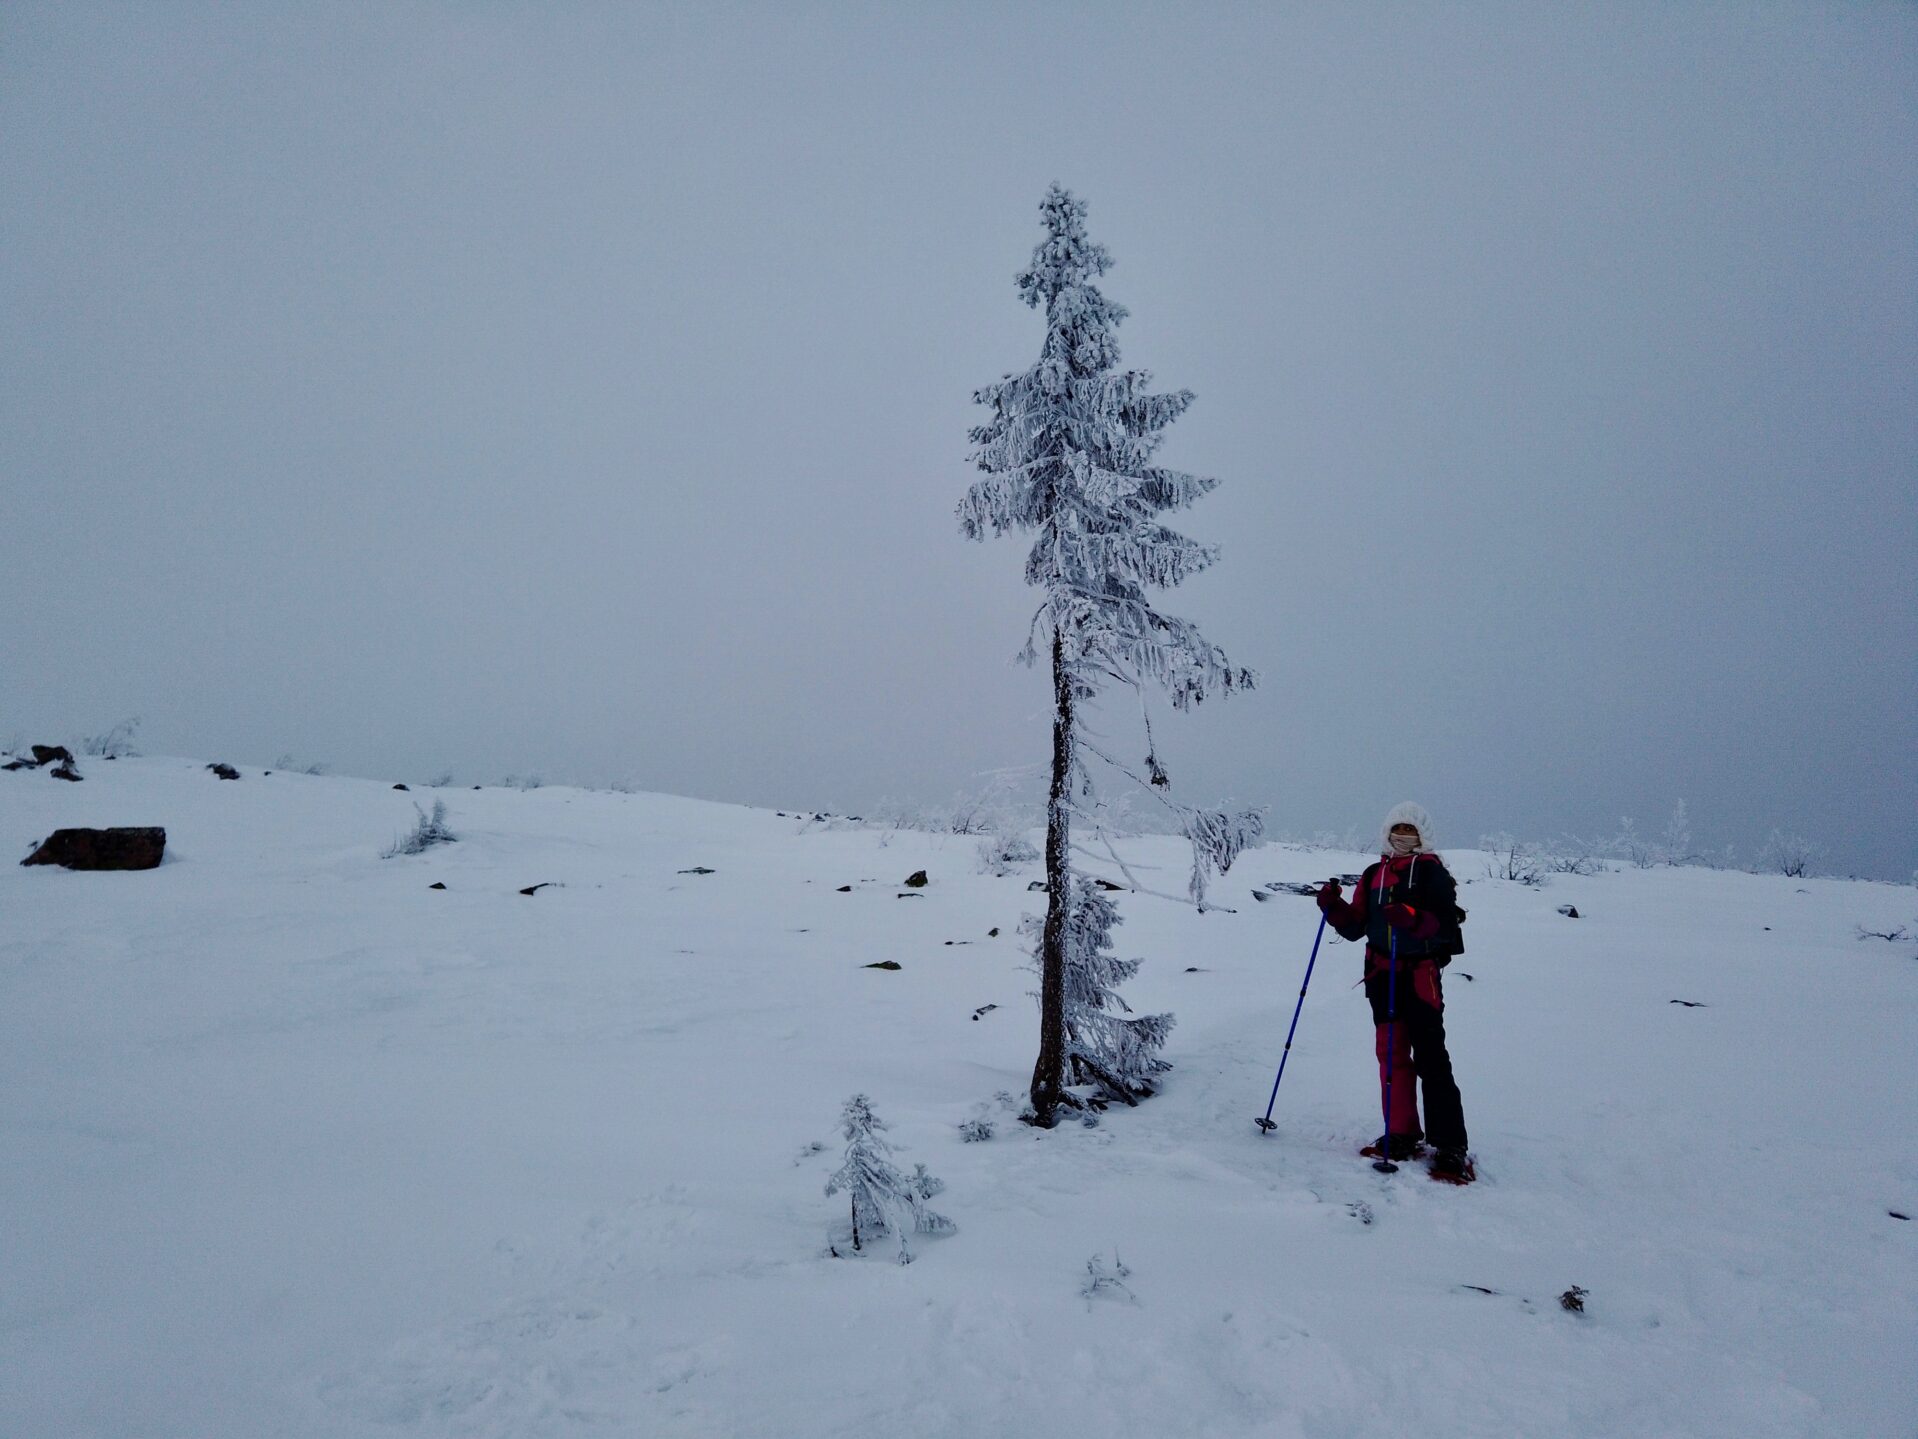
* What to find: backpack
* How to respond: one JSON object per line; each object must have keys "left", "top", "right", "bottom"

{"left": 1437, "top": 903, "right": 1467, "bottom": 965}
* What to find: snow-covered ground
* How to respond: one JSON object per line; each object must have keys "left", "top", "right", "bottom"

{"left": 3, "top": 757, "right": 1914, "bottom": 1438}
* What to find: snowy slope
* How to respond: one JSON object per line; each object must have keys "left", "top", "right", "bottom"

{"left": 2, "top": 758, "right": 1914, "bottom": 1438}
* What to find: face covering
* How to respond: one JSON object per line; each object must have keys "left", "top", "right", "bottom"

{"left": 1388, "top": 832, "right": 1421, "bottom": 856}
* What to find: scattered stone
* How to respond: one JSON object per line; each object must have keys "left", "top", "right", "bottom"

{"left": 1184, "top": 966, "right": 1203, "bottom": 973}
{"left": 903, "top": 870, "right": 929, "bottom": 888}
{"left": 207, "top": 763, "right": 241, "bottom": 780}
{"left": 520, "top": 882, "right": 556, "bottom": 896}
{"left": 1461, "top": 1285, "right": 1501, "bottom": 1296}
{"left": 22, "top": 826, "right": 166, "bottom": 871}
{"left": 1559, "top": 1286, "right": 1589, "bottom": 1314}
{"left": 2, "top": 759, "right": 33, "bottom": 771}
{"left": 1669, "top": 999, "right": 1706, "bottom": 1008}
{"left": 49, "top": 762, "right": 83, "bottom": 782}
{"left": 429, "top": 882, "right": 447, "bottom": 890}
{"left": 943, "top": 940, "right": 974, "bottom": 946}
{"left": 896, "top": 892, "right": 923, "bottom": 899}
{"left": 1891, "top": 1211, "right": 1910, "bottom": 1221}
{"left": 393, "top": 782, "right": 410, "bottom": 791}
{"left": 971, "top": 1003, "right": 999, "bottom": 1020}
{"left": 1557, "top": 904, "right": 1580, "bottom": 919}
{"left": 837, "top": 885, "right": 852, "bottom": 892}
{"left": 863, "top": 960, "right": 902, "bottom": 971}
{"left": 32, "top": 745, "right": 74, "bottom": 766}
{"left": 677, "top": 866, "right": 716, "bottom": 875}
{"left": 987, "top": 927, "right": 1000, "bottom": 938}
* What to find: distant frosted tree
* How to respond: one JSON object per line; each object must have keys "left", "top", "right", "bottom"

{"left": 1658, "top": 800, "right": 1695, "bottom": 866}
{"left": 960, "top": 185, "right": 1261, "bottom": 1127}
{"left": 825, "top": 1095, "right": 953, "bottom": 1264}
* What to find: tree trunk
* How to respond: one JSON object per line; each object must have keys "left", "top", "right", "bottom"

{"left": 1030, "top": 629, "right": 1073, "bottom": 1126}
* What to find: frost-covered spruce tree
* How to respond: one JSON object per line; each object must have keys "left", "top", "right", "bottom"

{"left": 960, "top": 185, "right": 1261, "bottom": 1128}
{"left": 825, "top": 1094, "right": 953, "bottom": 1264}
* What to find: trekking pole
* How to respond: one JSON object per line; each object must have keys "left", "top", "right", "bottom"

{"left": 1372, "top": 929, "right": 1401, "bottom": 1174}
{"left": 1255, "top": 912, "right": 1328, "bottom": 1134}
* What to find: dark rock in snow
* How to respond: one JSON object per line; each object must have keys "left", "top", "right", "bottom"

{"left": 207, "top": 763, "right": 241, "bottom": 780}
{"left": 1557, "top": 905, "right": 1580, "bottom": 918}
{"left": 3, "top": 758, "right": 34, "bottom": 771}
{"left": 1558, "top": 1286, "right": 1588, "bottom": 1314}
{"left": 836, "top": 885, "right": 852, "bottom": 892}
{"left": 864, "top": 960, "right": 902, "bottom": 971}
{"left": 678, "top": 866, "right": 716, "bottom": 875}
{"left": 429, "top": 882, "right": 447, "bottom": 890}
{"left": 32, "top": 745, "right": 74, "bottom": 766}
{"left": 1890, "top": 1210, "right": 1910, "bottom": 1221}
{"left": 393, "top": 783, "right": 410, "bottom": 791}
{"left": 1094, "top": 878, "right": 1122, "bottom": 891}
{"left": 903, "top": 870, "right": 929, "bottom": 888}
{"left": 1669, "top": 999, "right": 1707, "bottom": 1008}
{"left": 987, "top": 927, "right": 1000, "bottom": 937}
{"left": 972, "top": 1004, "right": 998, "bottom": 1020}
{"left": 23, "top": 826, "right": 166, "bottom": 870}
{"left": 895, "top": 892, "right": 923, "bottom": 899}
{"left": 49, "top": 762, "right": 83, "bottom": 782}
{"left": 520, "top": 882, "right": 556, "bottom": 896}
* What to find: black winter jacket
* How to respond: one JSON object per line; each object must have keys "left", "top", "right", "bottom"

{"left": 1322, "top": 852, "right": 1463, "bottom": 963}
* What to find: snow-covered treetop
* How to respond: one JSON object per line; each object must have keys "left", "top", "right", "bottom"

{"left": 959, "top": 184, "right": 1254, "bottom": 715}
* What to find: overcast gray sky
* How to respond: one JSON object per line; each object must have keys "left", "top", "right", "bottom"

{"left": 4, "top": 2, "right": 1913, "bottom": 879}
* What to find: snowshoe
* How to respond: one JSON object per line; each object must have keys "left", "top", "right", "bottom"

{"left": 1428, "top": 1148, "right": 1476, "bottom": 1185}
{"left": 1359, "top": 1134, "right": 1425, "bottom": 1162}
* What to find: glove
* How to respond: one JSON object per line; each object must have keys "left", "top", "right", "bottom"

{"left": 1382, "top": 902, "right": 1421, "bottom": 931}
{"left": 1315, "top": 880, "right": 1342, "bottom": 913}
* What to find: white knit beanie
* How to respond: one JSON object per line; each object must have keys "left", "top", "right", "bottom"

{"left": 1380, "top": 801, "right": 1435, "bottom": 856}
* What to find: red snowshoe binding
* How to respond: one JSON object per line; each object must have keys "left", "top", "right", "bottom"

{"left": 1428, "top": 1147, "right": 1476, "bottom": 1185}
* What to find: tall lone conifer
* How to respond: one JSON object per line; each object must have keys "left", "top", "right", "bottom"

{"left": 960, "top": 186, "right": 1261, "bottom": 1128}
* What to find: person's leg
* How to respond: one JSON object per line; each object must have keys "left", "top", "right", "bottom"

{"left": 1366, "top": 969, "right": 1423, "bottom": 1147}
{"left": 1406, "top": 967, "right": 1467, "bottom": 1152}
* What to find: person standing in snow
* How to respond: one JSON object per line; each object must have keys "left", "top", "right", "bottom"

{"left": 1315, "top": 803, "right": 1474, "bottom": 1183}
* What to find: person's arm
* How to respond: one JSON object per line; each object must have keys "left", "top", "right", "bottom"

{"left": 1318, "top": 870, "right": 1370, "bottom": 943}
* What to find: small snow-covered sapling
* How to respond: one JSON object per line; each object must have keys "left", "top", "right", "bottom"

{"left": 825, "top": 1095, "right": 953, "bottom": 1264}
{"left": 1081, "top": 1251, "right": 1137, "bottom": 1306}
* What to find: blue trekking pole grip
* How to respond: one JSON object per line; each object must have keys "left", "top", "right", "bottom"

{"left": 1256, "top": 912, "right": 1329, "bottom": 1134}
